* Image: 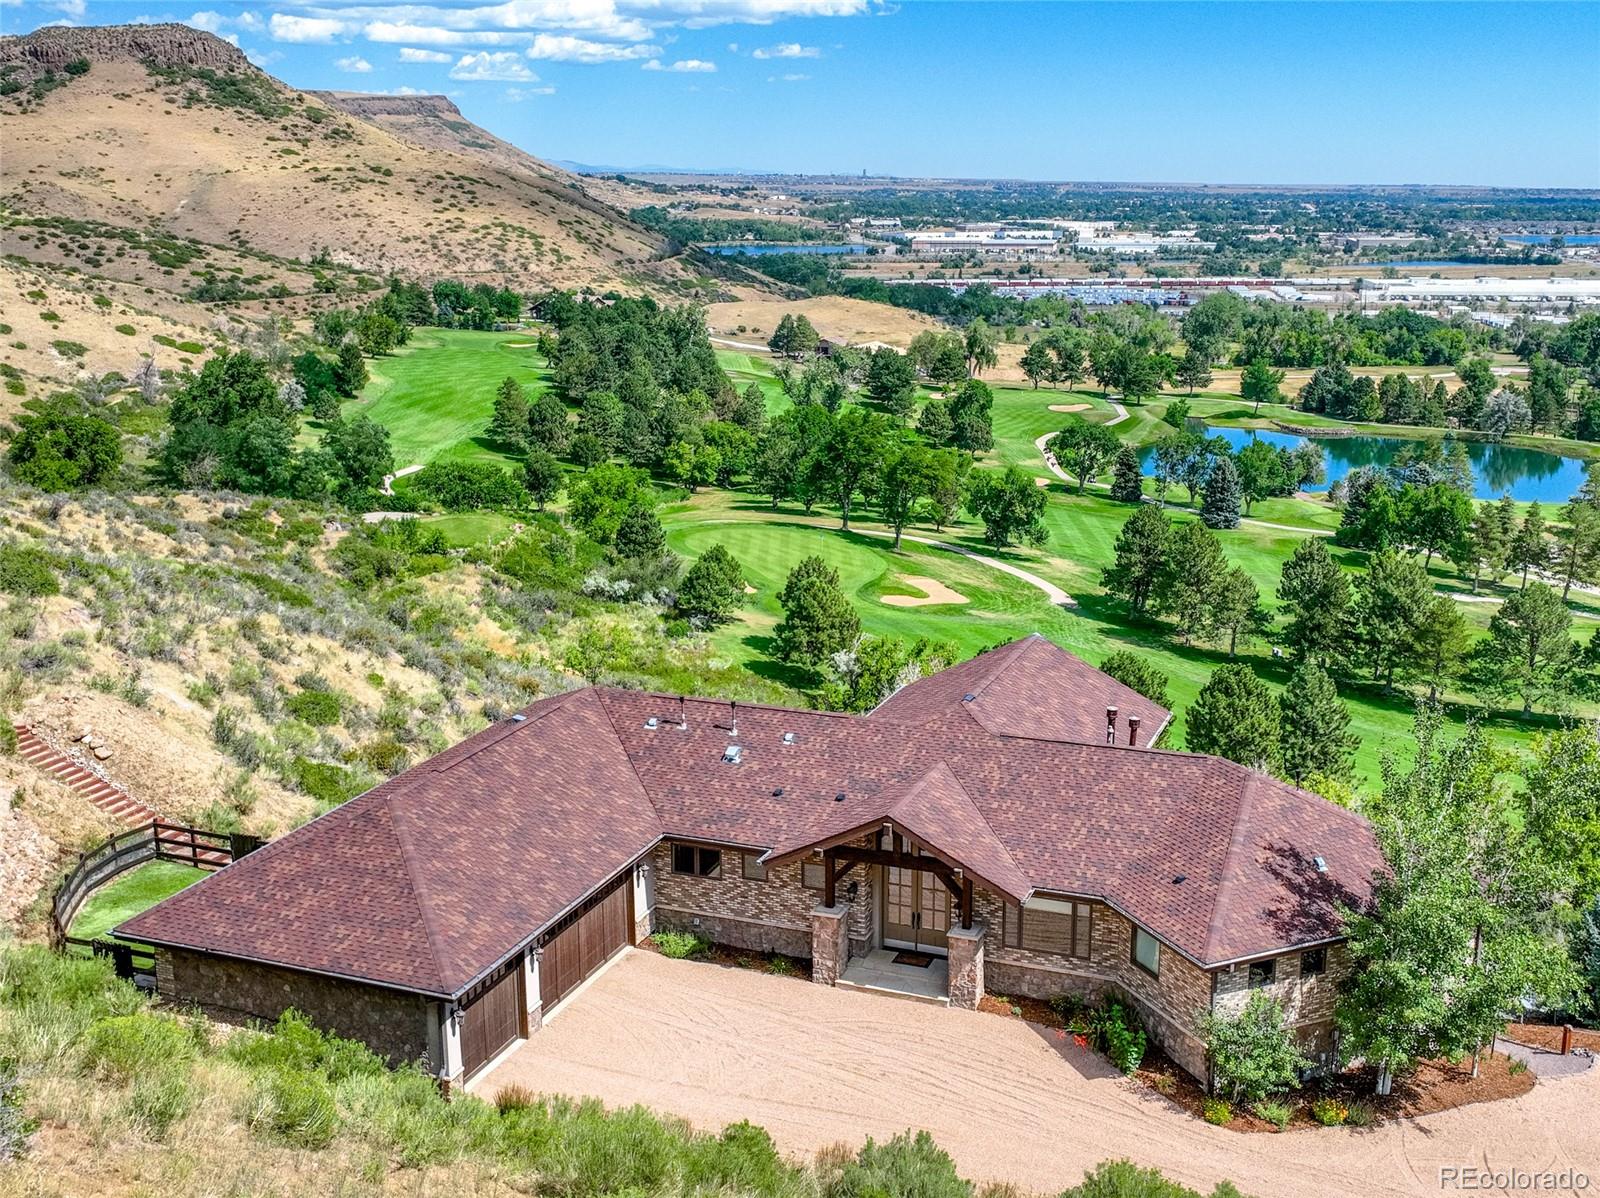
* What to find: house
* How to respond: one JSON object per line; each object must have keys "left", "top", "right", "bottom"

{"left": 121, "top": 635, "right": 1381, "bottom": 1090}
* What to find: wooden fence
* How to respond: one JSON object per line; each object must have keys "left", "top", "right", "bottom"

{"left": 49, "top": 821, "right": 264, "bottom": 978}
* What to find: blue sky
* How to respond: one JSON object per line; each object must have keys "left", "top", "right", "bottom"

{"left": 7, "top": 1, "right": 1598, "bottom": 187}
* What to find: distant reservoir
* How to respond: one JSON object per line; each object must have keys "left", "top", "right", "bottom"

{"left": 1139, "top": 424, "right": 1590, "bottom": 504}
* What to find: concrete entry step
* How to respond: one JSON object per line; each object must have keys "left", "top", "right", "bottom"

{"left": 837, "top": 948, "right": 950, "bottom": 1005}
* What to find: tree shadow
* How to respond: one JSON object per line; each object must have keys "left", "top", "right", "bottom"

{"left": 1260, "top": 843, "right": 1373, "bottom": 943}
{"left": 737, "top": 633, "right": 820, "bottom": 690}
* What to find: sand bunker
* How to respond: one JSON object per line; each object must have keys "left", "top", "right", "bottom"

{"left": 881, "top": 575, "right": 969, "bottom": 608}
{"left": 1047, "top": 403, "right": 1092, "bottom": 413}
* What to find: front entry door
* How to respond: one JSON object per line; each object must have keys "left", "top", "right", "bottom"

{"left": 882, "top": 866, "right": 950, "bottom": 954}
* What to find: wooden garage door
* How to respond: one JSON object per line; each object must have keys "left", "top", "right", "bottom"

{"left": 460, "top": 961, "right": 523, "bottom": 1079}
{"left": 539, "top": 876, "right": 631, "bottom": 1011}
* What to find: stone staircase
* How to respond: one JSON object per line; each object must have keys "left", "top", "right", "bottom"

{"left": 15, "top": 723, "right": 158, "bottom": 828}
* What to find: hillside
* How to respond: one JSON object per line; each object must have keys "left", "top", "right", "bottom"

{"left": 0, "top": 24, "right": 729, "bottom": 393}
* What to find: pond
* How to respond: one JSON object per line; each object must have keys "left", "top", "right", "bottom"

{"left": 1138, "top": 424, "right": 1592, "bottom": 503}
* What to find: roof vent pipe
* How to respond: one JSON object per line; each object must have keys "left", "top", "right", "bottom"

{"left": 1127, "top": 715, "right": 1141, "bottom": 747}
{"left": 1105, "top": 706, "right": 1118, "bottom": 745}
{"left": 677, "top": 696, "right": 687, "bottom": 731}
{"left": 730, "top": 700, "right": 738, "bottom": 739}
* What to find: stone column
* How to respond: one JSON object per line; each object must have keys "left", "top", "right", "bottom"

{"left": 810, "top": 903, "right": 850, "bottom": 986}
{"left": 523, "top": 950, "right": 543, "bottom": 1034}
{"left": 439, "top": 1001, "right": 464, "bottom": 1090}
{"left": 946, "top": 921, "right": 986, "bottom": 1010}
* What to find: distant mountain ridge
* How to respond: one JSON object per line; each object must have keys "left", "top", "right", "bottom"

{"left": 0, "top": 24, "right": 698, "bottom": 296}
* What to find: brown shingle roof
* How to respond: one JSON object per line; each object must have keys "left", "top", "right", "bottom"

{"left": 121, "top": 638, "right": 1380, "bottom": 996}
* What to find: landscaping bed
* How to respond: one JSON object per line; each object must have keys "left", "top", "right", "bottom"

{"left": 977, "top": 988, "right": 1537, "bottom": 1132}
{"left": 640, "top": 932, "right": 812, "bottom": 982}
{"left": 1503, "top": 1020, "right": 1600, "bottom": 1054}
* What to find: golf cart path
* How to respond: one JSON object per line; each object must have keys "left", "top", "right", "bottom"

{"left": 380, "top": 462, "right": 423, "bottom": 496}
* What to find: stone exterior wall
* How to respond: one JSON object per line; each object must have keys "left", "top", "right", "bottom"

{"left": 650, "top": 840, "right": 876, "bottom": 959}
{"left": 973, "top": 890, "right": 1212, "bottom": 1079}
{"left": 1212, "top": 943, "right": 1350, "bottom": 1062}
{"left": 156, "top": 948, "right": 437, "bottom": 1070}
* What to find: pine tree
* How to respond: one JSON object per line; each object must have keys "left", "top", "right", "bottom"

{"left": 1109, "top": 445, "right": 1145, "bottom": 504}
{"left": 1277, "top": 538, "right": 1352, "bottom": 665}
{"left": 1352, "top": 549, "right": 1431, "bottom": 692}
{"left": 614, "top": 504, "right": 667, "bottom": 561}
{"left": 1098, "top": 650, "right": 1170, "bottom": 708}
{"left": 1199, "top": 455, "right": 1242, "bottom": 529}
{"left": 1213, "top": 566, "right": 1268, "bottom": 657}
{"left": 1185, "top": 663, "right": 1278, "bottom": 768}
{"left": 527, "top": 392, "right": 571, "bottom": 456}
{"left": 1156, "top": 520, "right": 1228, "bottom": 645}
{"left": 522, "top": 448, "right": 563, "bottom": 510}
{"left": 1101, "top": 505, "right": 1171, "bottom": 616}
{"left": 1174, "top": 346, "right": 1213, "bottom": 395}
{"left": 676, "top": 544, "right": 745, "bottom": 624}
{"left": 1277, "top": 663, "right": 1357, "bottom": 785}
{"left": 1509, "top": 501, "right": 1549, "bottom": 590}
{"left": 333, "top": 339, "right": 367, "bottom": 396}
{"left": 774, "top": 555, "right": 861, "bottom": 667}
{"left": 488, "top": 377, "right": 531, "bottom": 449}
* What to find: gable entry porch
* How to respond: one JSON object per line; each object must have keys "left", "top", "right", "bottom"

{"left": 768, "top": 823, "right": 995, "bottom": 1009}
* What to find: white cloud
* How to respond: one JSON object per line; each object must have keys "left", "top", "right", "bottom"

{"left": 504, "top": 85, "right": 557, "bottom": 101}
{"left": 642, "top": 57, "right": 715, "bottom": 72}
{"left": 189, "top": 8, "right": 264, "bottom": 35}
{"left": 523, "top": 33, "right": 656, "bottom": 61}
{"left": 245, "top": 47, "right": 284, "bottom": 66}
{"left": 768, "top": 72, "right": 808, "bottom": 81}
{"left": 269, "top": 13, "right": 349, "bottom": 43}
{"left": 449, "top": 51, "right": 540, "bottom": 81}
{"left": 335, "top": 55, "right": 374, "bottom": 72}
{"left": 364, "top": 22, "right": 531, "bottom": 46}
{"left": 398, "top": 46, "right": 454, "bottom": 62}
{"left": 752, "top": 42, "right": 817, "bottom": 58}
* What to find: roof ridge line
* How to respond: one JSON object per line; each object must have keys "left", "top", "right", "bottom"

{"left": 926, "top": 759, "right": 1029, "bottom": 896}
{"left": 952, "top": 637, "right": 1040, "bottom": 730}
{"left": 590, "top": 688, "right": 671, "bottom": 826}
{"left": 1203, "top": 764, "right": 1259, "bottom": 963}
{"left": 381, "top": 790, "right": 452, "bottom": 995}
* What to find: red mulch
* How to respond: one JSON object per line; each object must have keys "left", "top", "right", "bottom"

{"left": 1503, "top": 1020, "right": 1600, "bottom": 1054}
{"left": 976, "top": 992, "right": 1537, "bottom": 1133}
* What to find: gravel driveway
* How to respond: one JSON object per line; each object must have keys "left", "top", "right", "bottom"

{"left": 476, "top": 950, "right": 1600, "bottom": 1198}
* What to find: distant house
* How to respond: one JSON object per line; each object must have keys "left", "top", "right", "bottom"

{"left": 122, "top": 636, "right": 1379, "bottom": 1089}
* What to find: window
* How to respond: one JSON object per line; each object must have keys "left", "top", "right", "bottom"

{"left": 741, "top": 854, "right": 767, "bottom": 882}
{"left": 1300, "top": 947, "right": 1326, "bottom": 977}
{"left": 1248, "top": 958, "right": 1277, "bottom": 988}
{"left": 1132, "top": 927, "right": 1161, "bottom": 976}
{"left": 801, "top": 861, "right": 825, "bottom": 890}
{"left": 670, "top": 844, "right": 721, "bottom": 878}
{"left": 1003, "top": 899, "right": 1093, "bottom": 959}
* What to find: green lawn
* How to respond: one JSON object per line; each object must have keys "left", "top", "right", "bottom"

{"left": 358, "top": 335, "right": 1591, "bottom": 793}
{"left": 716, "top": 349, "right": 791, "bottom": 417}
{"left": 67, "top": 860, "right": 206, "bottom": 945}
{"left": 340, "top": 328, "right": 554, "bottom": 471}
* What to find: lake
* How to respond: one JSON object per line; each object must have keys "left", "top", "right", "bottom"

{"left": 1138, "top": 424, "right": 1591, "bottom": 503}
{"left": 703, "top": 243, "right": 869, "bottom": 256}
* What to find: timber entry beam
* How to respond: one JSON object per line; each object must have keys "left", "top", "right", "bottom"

{"left": 822, "top": 845, "right": 975, "bottom": 929}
